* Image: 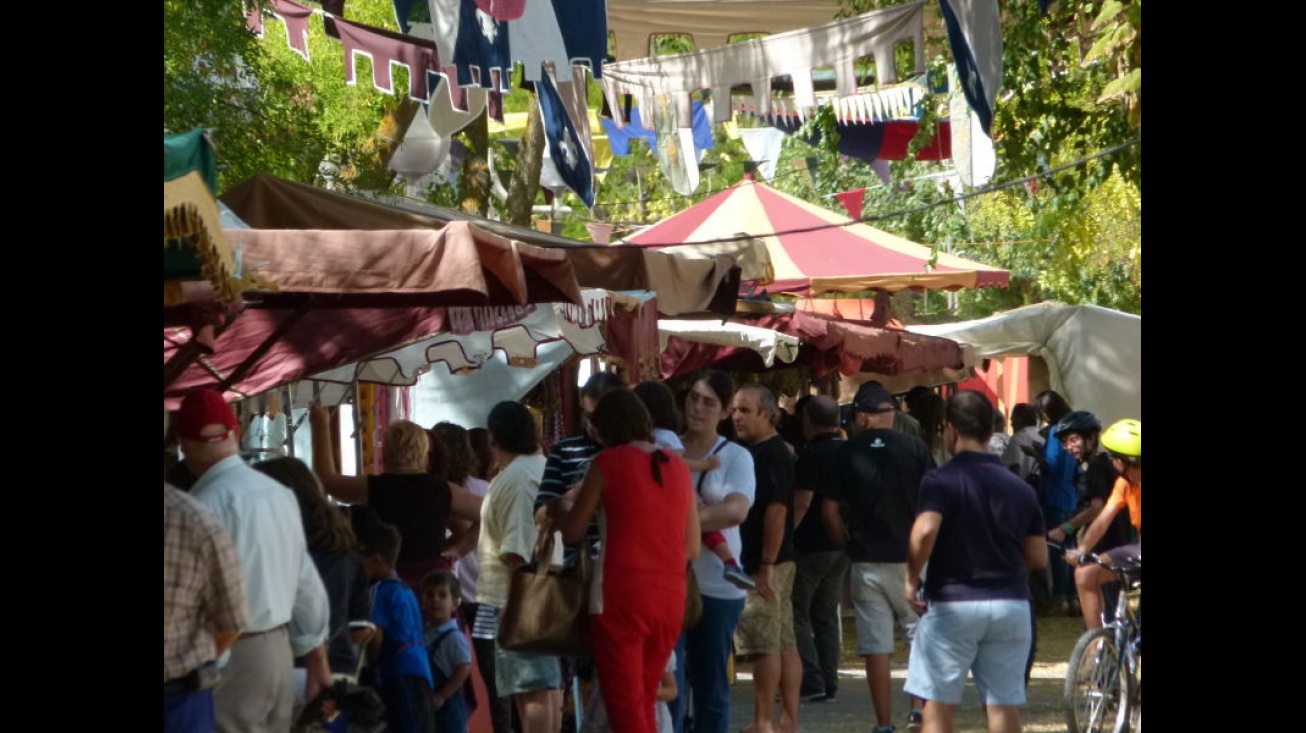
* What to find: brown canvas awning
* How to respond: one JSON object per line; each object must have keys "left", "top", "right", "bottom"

{"left": 220, "top": 174, "right": 739, "bottom": 316}
{"left": 231, "top": 223, "right": 582, "bottom": 308}
{"left": 164, "top": 221, "right": 586, "bottom": 403}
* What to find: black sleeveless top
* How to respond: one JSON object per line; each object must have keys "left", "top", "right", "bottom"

{"left": 366, "top": 473, "right": 453, "bottom": 565}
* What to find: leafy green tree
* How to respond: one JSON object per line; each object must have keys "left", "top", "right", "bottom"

{"left": 166, "top": 0, "right": 420, "bottom": 193}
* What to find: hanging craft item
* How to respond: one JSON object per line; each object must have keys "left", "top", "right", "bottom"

{"left": 358, "top": 382, "right": 379, "bottom": 474}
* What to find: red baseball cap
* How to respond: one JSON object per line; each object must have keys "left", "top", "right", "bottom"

{"left": 175, "top": 388, "right": 239, "bottom": 442}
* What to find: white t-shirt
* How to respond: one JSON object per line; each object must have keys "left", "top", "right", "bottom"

{"left": 653, "top": 428, "right": 684, "bottom": 452}
{"left": 688, "top": 437, "right": 756, "bottom": 601}
{"left": 476, "top": 453, "right": 547, "bottom": 608}
{"left": 454, "top": 475, "right": 492, "bottom": 603}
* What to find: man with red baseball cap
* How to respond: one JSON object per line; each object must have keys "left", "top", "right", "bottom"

{"left": 176, "top": 388, "right": 332, "bottom": 733}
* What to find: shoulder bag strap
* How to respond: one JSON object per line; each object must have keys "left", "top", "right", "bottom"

{"left": 695, "top": 437, "right": 729, "bottom": 495}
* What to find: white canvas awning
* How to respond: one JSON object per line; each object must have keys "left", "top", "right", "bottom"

{"left": 659, "top": 319, "right": 802, "bottom": 368}
{"left": 304, "top": 289, "right": 612, "bottom": 389}
{"left": 907, "top": 302, "right": 1141, "bottom": 425}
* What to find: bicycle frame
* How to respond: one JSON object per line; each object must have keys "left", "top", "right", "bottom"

{"left": 1064, "top": 550, "right": 1141, "bottom": 733}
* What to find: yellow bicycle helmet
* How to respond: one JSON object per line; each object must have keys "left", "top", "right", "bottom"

{"left": 1100, "top": 419, "right": 1141, "bottom": 457}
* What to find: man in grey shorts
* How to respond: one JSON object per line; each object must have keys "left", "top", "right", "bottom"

{"left": 904, "top": 391, "right": 1048, "bottom": 733}
{"left": 822, "top": 382, "right": 934, "bottom": 733}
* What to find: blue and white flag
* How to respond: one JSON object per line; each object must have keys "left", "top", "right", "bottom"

{"left": 937, "top": 0, "right": 1002, "bottom": 136}
{"left": 536, "top": 64, "right": 595, "bottom": 208}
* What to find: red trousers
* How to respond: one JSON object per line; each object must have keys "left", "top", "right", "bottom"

{"left": 589, "top": 572, "right": 684, "bottom": 733}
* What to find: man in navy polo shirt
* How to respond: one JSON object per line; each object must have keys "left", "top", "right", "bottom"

{"left": 904, "top": 391, "right": 1048, "bottom": 733}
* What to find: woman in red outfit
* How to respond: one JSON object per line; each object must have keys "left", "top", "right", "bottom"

{"left": 556, "top": 388, "right": 701, "bottom": 733}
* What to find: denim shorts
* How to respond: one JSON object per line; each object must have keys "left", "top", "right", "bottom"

{"left": 850, "top": 562, "right": 919, "bottom": 655}
{"left": 494, "top": 643, "right": 562, "bottom": 696}
{"left": 904, "top": 599, "right": 1032, "bottom": 706}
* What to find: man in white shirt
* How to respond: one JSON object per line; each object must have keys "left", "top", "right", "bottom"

{"left": 177, "top": 388, "right": 331, "bottom": 733}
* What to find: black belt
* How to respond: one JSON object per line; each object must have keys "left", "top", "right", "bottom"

{"left": 164, "top": 661, "right": 220, "bottom": 695}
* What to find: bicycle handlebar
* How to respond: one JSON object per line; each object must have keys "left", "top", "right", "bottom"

{"left": 1046, "top": 542, "right": 1139, "bottom": 576}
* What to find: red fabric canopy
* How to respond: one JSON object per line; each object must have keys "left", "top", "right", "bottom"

{"left": 628, "top": 179, "right": 1009, "bottom": 296}
{"left": 660, "top": 310, "right": 965, "bottom": 379}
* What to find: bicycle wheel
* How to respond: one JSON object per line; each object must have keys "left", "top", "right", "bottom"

{"left": 1065, "top": 627, "right": 1123, "bottom": 733}
{"left": 1113, "top": 648, "right": 1140, "bottom": 733}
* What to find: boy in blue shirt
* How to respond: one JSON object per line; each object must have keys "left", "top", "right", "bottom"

{"left": 360, "top": 522, "right": 435, "bottom": 733}
{"left": 420, "top": 569, "right": 474, "bottom": 732}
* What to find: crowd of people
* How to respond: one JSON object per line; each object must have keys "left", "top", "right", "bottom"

{"left": 164, "top": 373, "right": 1140, "bottom": 733}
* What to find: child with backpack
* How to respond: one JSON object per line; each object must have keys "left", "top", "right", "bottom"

{"left": 359, "top": 522, "right": 435, "bottom": 733}
{"left": 420, "top": 569, "right": 474, "bottom": 732}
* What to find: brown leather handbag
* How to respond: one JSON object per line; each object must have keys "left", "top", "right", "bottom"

{"left": 497, "top": 522, "right": 593, "bottom": 658}
{"left": 684, "top": 562, "right": 703, "bottom": 630}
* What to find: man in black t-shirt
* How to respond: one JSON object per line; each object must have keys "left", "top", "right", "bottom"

{"left": 791, "top": 395, "right": 848, "bottom": 703}
{"left": 822, "top": 382, "right": 934, "bottom": 733}
{"left": 731, "top": 382, "right": 801, "bottom": 733}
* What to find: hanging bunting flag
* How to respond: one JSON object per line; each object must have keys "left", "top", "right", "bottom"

{"left": 536, "top": 64, "right": 595, "bottom": 208}
{"left": 510, "top": 0, "right": 606, "bottom": 83}
{"left": 427, "top": 75, "right": 489, "bottom": 136}
{"left": 267, "top": 0, "right": 313, "bottom": 60}
{"left": 601, "top": 101, "right": 714, "bottom": 157}
{"left": 602, "top": 2, "right": 926, "bottom": 129}
{"left": 835, "top": 188, "right": 866, "bottom": 219}
{"left": 766, "top": 114, "right": 951, "bottom": 163}
{"left": 870, "top": 158, "right": 892, "bottom": 187}
{"left": 937, "top": 0, "right": 1002, "bottom": 136}
{"left": 949, "top": 64, "right": 995, "bottom": 188}
{"left": 246, "top": 4, "right": 265, "bottom": 35}
{"left": 335, "top": 17, "right": 441, "bottom": 101}
{"left": 737, "top": 127, "right": 785, "bottom": 182}
{"left": 653, "top": 94, "right": 699, "bottom": 196}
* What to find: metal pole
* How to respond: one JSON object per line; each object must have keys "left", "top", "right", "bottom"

{"left": 283, "top": 382, "right": 296, "bottom": 458}
{"left": 351, "top": 378, "right": 364, "bottom": 476}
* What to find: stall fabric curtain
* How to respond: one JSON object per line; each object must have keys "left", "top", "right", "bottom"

{"left": 603, "top": 296, "right": 661, "bottom": 384}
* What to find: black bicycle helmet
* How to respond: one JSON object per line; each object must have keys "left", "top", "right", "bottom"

{"left": 1055, "top": 410, "right": 1102, "bottom": 436}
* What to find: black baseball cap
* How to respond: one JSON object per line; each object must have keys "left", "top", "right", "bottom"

{"left": 853, "top": 382, "right": 896, "bottom": 413}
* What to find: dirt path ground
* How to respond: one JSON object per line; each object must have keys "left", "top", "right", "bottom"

{"left": 725, "top": 615, "right": 1089, "bottom": 733}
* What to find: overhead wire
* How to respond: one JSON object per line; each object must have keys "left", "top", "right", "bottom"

{"left": 607, "top": 139, "right": 1141, "bottom": 248}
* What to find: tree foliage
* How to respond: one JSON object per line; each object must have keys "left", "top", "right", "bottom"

{"left": 165, "top": 0, "right": 1141, "bottom": 318}
{"left": 166, "top": 0, "right": 419, "bottom": 193}
{"left": 814, "top": 0, "right": 1144, "bottom": 318}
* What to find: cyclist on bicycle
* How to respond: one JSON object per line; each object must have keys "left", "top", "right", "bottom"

{"left": 1045, "top": 411, "right": 1106, "bottom": 548}
{"left": 1067, "top": 419, "right": 1141, "bottom": 629}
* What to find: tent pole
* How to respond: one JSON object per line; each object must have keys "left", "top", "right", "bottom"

{"left": 351, "top": 378, "right": 364, "bottom": 476}
{"left": 283, "top": 382, "right": 296, "bottom": 458}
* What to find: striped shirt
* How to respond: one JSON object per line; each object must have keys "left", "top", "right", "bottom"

{"left": 164, "top": 483, "right": 247, "bottom": 682}
{"left": 536, "top": 434, "right": 603, "bottom": 546}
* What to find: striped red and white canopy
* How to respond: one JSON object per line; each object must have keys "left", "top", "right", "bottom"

{"left": 626, "top": 179, "right": 1009, "bottom": 295}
